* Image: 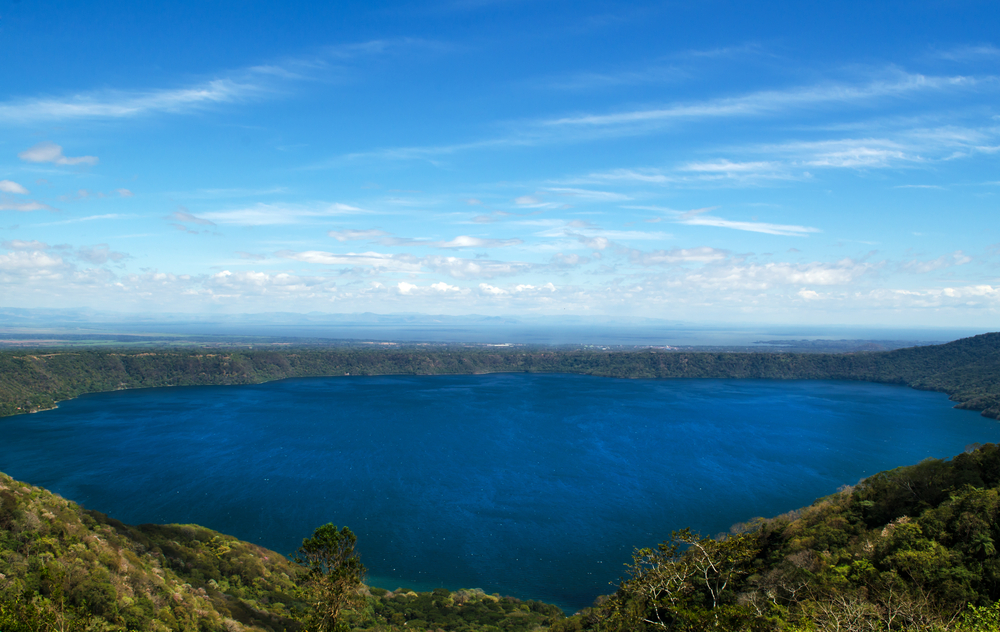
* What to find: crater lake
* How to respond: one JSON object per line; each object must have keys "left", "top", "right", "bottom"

{"left": 3, "top": 373, "right": 1000, "bottom": 612}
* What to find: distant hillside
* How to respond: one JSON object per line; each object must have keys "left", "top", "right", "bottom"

{"left": 2, "top": 332, "right": 999, "bottom": 419}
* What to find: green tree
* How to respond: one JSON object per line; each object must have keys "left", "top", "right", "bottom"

{"left": 598, "top": 528, "right": 764, "bottom": 631}
{"left": 294, "top": 524, "right": 367, "bottom": 632}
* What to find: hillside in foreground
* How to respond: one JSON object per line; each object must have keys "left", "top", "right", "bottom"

{"left": 2, "top": 332, "right": 999, "bottom": 419}
{"left": 8, "top": 445, "right": 1000, "bottom": 630}
{"left": 0, "top": 470, "right": 563, "bottom": 631}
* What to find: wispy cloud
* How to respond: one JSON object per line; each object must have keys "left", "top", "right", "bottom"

{"left": 200, "top": 202, "right": 366, "bottom": 226}
{"left": 0, "top": 180, "right": 29, "bottom": 195}
{"left": 278, "top": 250, "right": 423, "bottom": 272}
{"left": 0, "top": 40, "right": 435, "bottom": 124}
{"left": 76, "top": 244, "right": 130, "bottom": 265}
{"left": 931, "top": 44, "right": 1000, "bottom": 62}
{"left": 680, "top": 213, "right": 820, "bottom": 236}
{"left": 542, "top": 187, "right": 633, "bottom": 201}
{"left": 170, "top": 186, "right": 288, "bottom": 200}
{"left": 166, "top": 209, "right": 217, "bottom": 226}
{"left": 329, "top": 228, "right": 389, "bottom": 242}
{"left": 1, "top": 239, "right": 49, "bottom": 250}
{"left": 0, "top": 80, "right": 264, "bottom": 123}
{"left": 542, "top": 73, "right": 979, "bottom": 128}
{"left": 32, "top": 214, "right": 124, "bottom": 226}
{"left": 628, "top": 246, "right": 730, "bottom": 266}
{"left": 538, "top": 63, "right": 685, "bottom": 91}
{"left": 626, "top": 206, "right": 820, "bottom": 236}
{"left": 0, "top": 197, "right": 56, "bottom": 212}
{"left": 378, "top": 235, "right": 524, "bottom": 249}
{"left": 18, "top": 142, "right": 98, "bottom": 166}
{"left": 899, "top": 251, "right": 972, "bottom": 273}
{"left": 60, "top": 188, "right": 134, "bottom": 201}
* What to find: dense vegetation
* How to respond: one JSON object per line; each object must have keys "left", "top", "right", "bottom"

{"left": 0, "top": 471, "right": 564, "bottom": 631}
{"left": 11, "top": 444, "right": 1000, "bottom": 631}
{"left": 2, "top": 332, "right": 999, "bottom": 419}
{"left": 558, "top": 443, "right": 1000, "bottom": 631}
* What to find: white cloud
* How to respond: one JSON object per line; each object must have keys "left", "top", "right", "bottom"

{"left": 564, "top": 168, "right": 674, "bottom": 184}
{"left": 861, "top": 285, "right": 1000, "bottom": 308}
{"left": 116, "top": 188, "right": 134, "bottom": 197}
{"left": 900, "top": 251, "right": 972, "bottom": 273}
{"left": 708, "top": 259, "right": 876, "bottom": 288}
{"left": 630, "top": 246, "right": 729, "bottom": 266}
{"left": 550, "top": 253, "right": 590, "bottom": 267}
{"left": 329, "top": 228, "right": 389, "bottom": 242}
{"left": 200, "top": 202, "right": 365, "bottom": 226}
{"left": 33, "top": 213, "right": 121, "bottom": 226}
{"left": 278, "top": 250, "right": 423, "bottom": 273}
{"left": 478, "top": 283, "right": 507, "bottom": 295}
{"left": 378, "top": 235, "right": 523, "bottom": 249}
{"left": 436, "top": 235, "right": 522, "bottom": 249}
{"left": 195, "top": 269, "right": 338, "bottom": 300}
{"left": 514, "top": 283, "right": 556, "bottom": 292}
{"left": 18, "top": 142, "right": 98, "bottom": 166}
{"left": 397, "top": 281, "right": 418, "bottom": 294}
{"left": 0, "top": 198, "right": 55, "bottom": 212}
{"left": 671, "top": 207, "right": 820, "bottom": 236}
{"left": 76, "top": 244, "right": 130, "bottom": 265}
{"left": 431, "top": 281, "right": 461, "bottom": 292}
{"left": 0, "top": 250, "right": 66, "bottom": 272}
{"left": 1, "top": 239, "right": 49, "bottom": 250}
{"left": 575, "top": 235, "right": 609, "bottom": 250}
{"left": 680, "top": 160, "right": 779, "bottom": 173}
{"left": 1, "top": 79, "right": 261, "bottom": 123}
{"left": 932, "top": 45, "right": 1000, "bottom": 61}
{"left": 0, "top": 180, "right": 28, "bottom": 194}
{"left": 166, "top": 209, "right": 217, "bottom": 227}
{"left": 542, "top": 187, "right": 632, "bottom": 201}
{"left": 543, "top": 73, "right": 977, "bottom": 128}
{"left": 0, "top": 40, "right": 436, "bottom": 125}
{"left": 422, "top": 255, "right": 532, "bottom": 278}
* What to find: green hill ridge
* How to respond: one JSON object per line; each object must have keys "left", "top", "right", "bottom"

{"left": 3, "top": 332, "right": 1000, "bottom": 419}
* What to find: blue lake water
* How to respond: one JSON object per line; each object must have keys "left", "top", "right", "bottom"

{"left": 2, "top": 374, "right": 1000, "bottom": 612}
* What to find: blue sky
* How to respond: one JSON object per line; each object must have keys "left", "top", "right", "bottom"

{"left": 2, "top": 0, "right": 999, "bottom": 327}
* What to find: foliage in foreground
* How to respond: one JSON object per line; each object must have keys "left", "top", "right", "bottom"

{"left": 551, "top": 443, "right": 1000, "bottom": 631}
{"left": 294, "top": 524, "right": 366, "bottom": 632}
{"left": 12, "top": 442, "right": 1000, "bottom": 631}
{"left": 0, "top": 470, "right": 566, "bottom": 631}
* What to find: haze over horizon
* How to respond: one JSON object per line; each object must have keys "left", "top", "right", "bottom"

{"left": 2, "top": 1, "right": 999, "bottom": 327}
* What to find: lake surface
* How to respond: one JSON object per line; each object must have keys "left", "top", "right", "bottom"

{"left": 3, "top": 374, "right": 1000, "bottom": 612}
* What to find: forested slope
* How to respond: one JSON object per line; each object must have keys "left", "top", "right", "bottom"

{"left": 0, "top": 472, "right": 564, "bottom": 632}
{"left": 2, "top": 332, "right": 999, "bottom": 419}
{"left": 10, "top": 445, "right": 1000, "bottom": 631}
{"left": 556, "top": 443, "right": 1000, "bottom": 631}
